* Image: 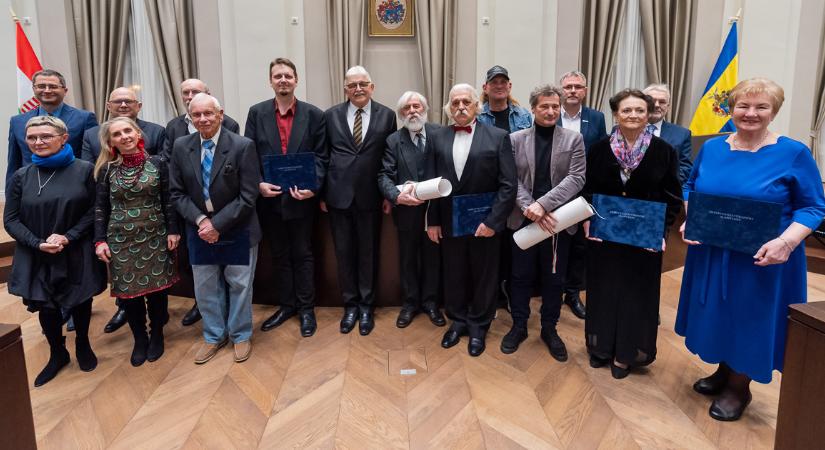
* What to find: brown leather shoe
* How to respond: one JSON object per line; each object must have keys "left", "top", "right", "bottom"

{"left": 233, "top": 340, "right": 251, "bottom": 363}
{"left": 194, "top": 339, "right": 228, "bottom": 364}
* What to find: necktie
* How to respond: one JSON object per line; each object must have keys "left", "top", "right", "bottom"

{"left": 353, "top": 108, "right": 363, "bottom": 147}
{"left": 201, "top": 140, "right": 215, "bottom": 200}
{"left": 415, "top": 132, "right": 425, "bottom": 153}
{"left": 453, "top": 125, "right": 472, "bottom": 133}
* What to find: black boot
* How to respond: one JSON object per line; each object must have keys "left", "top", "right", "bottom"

{"left": 35, "top": 309, "right": 70, "bottom": 387}
{"left": 146, "top": 293, "right": 168, "bottom": 362}
{"left": 124, "top": 298, "right": 149, "bottom": 367}
{"left": 71, "top": 299, "right": 97, "bottom": 372}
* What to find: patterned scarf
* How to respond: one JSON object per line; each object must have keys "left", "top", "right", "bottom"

{"left": 609, "top": 124, "right": 654, "bottom": 177}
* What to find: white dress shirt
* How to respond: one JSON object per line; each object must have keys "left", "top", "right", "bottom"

{"left": 185, "top": 114, "right": 198, "bottom": 134}
{"left": 651, "top": 119, "right": 663, "bottom": 137}
{"left": 347, "top": 100, "right": 371, "bottom": 144}
{"left": 198, "top": 127, "right": 221, "bottom": 214}
{"left": 408, "top": 126, "right": 426, "bottom": 149}
{"left": 561, "top": 107, "right": 582, "bottom": 133}
{"left": 452, "top": 123, "right": 475, "bottom": 180}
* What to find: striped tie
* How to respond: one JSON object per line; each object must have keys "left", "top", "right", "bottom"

{"left": 201, "top": 140, "right": 215, "bottom": 200}
{"left": 353, "top": 108, "right": 363, "bottom": 147}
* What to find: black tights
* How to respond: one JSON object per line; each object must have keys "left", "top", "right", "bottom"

{"left": 39, "top": 299, "right": 93, "bottom": 344}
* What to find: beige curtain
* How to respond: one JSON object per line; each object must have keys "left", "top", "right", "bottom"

{"left": 70, "top": 0, "right": 132, "bottom": 118}
{"left": 144, "top": 0, "right": 198, "bottom": 115}
{"left": 416, "top": 0, "right": 457, "bottom": 124}
{"left": 811, "top": 12, "right": 825, "bottom": 170}
{"left": 326, "top": 0, "right": 366, "bottom": 104}
{"left": 580, "top": 0, "right": 628, "bottom": 110}
{"left": 639, "top": 0, "right": 695, "bottom": 125}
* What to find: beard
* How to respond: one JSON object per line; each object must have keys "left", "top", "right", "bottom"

{"left": 402, "top": 114, "right": 425, "bottom": 132}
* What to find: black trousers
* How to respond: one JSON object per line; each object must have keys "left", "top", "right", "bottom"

{"left": 397, "top": 227, "right": 440, "bottom": 310}
{"left": 497, "top": 229, "right": 514, "bottom": 306}
{"left": 264, "top": 213, "right": 315, "bottom": 312}
{"left": 328, "top": 207, "right": 381, "bottom": 311}
{"left": 509, "top": 228, "right": 571, "bottom": 329}
{"left": 441, "top": 235, "right": 500, "bottom": 338}
{"left": 563, "top": 225, "right": 587, "bottom": 294}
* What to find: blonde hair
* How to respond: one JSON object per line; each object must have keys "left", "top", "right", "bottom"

{"left": 728, "top": 78, "right": 785, "bottom": 114}
{"left": 25, "top": 115, "right": 68, "bottom": 134}
{"left": 94, "top": 117, "right": 144, "bottom": 180}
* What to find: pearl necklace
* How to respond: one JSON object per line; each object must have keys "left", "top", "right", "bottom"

{"left": 732, "top": 130, "right": 770, "bottom": 152}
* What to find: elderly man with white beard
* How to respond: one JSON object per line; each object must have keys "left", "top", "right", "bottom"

{"left": 378, "top": 91, "right": 447, "bottom": 329}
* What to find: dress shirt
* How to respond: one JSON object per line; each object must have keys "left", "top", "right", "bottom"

{"left": 36, "top": 103, "right": 65, "bottom": 118}
{"left": 650, "top": 120, "right": 663, "bottom": 137}
{"left": 453, "top": 122, "right": 475, "bottom": 180}
{"left": 275, "top": 99, "right": 297, "bottom": 154}
{"left": 561, "top": 107, "right": 582, "bottom": 133}
{"left": 198, "top": 127, "right": 221, "bottom": 214}
{"left": 408, "top": 126, "right": 426, "bottom": 149}
{"left": 185, "top": 114, "right": 197, "bottom": 134}
{"left": 346, "top": 100, "right": 371, "bottom": 144}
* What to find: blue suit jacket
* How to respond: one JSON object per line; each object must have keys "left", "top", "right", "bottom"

{"left": 557, "top": 106, "right": 607, "bottom": 153}
{"left": 659, "top": 121, "right": 693, "bottom": 185}
{"left": 80, "top": 118, "right": 167, "bottom": 162}
{"left": 6, "top": 103, "right": 98, "bottom": 193}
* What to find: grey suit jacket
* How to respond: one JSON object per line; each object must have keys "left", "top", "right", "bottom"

{"left": 507, "top": 126, "right": 586, "bottom": 233}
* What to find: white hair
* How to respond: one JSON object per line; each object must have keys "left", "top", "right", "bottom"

{"left": 442, "top": 83, "right": 480, "bottom": 117}
{"left": 396, "top": 91, "right": 429, "bottom": 116}
{"left": 344, "top": 65, "right": 372, "bottom": 82}
{"left": 188, "top": 92, "right": 222, "bottom": 112}
{"left": 643, "top": 83, "right": 671, "bottom": 101}
{"left": 559, "top": 71, "right": 588, "bottom": 86}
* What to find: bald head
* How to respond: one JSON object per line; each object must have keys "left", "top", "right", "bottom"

{"left": 180, "top": 79, "right": 209, "bottom": 108}
{"left": 106, "top": 87, "right": 141, "bottom": 119}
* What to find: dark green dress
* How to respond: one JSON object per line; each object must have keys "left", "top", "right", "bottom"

{"left": 94, "top": 154, "right": 179, "bottom": 298}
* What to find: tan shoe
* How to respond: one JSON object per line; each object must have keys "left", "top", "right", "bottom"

{"left": 233, "top": 340, "right": 251, "bottom": 363}
{"left": 194, "top": 339, "right": 228, "bottom": 364}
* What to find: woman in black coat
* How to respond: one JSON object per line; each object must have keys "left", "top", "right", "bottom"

{"left": 4, "top": 116, "right": 106, "bottom": 386}
{"left": 582, "top": 89, "right": 682, "bottom": 379}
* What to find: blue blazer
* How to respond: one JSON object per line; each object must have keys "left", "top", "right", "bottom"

{"left": 80, "top": 118, "right": 167, "bottom": 162}
{"left": 6, "top": 103, "right": 98, "bottom": 193}
{"left": 659, "top": 121, "right": 693, "bottom": 185}
{"left": 557, "top": 106, "right": 607, "bottom": 153}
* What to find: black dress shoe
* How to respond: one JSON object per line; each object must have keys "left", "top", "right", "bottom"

{"left": 610, "top": 361, "right": 631, "bottom": 379}
{"left": 104, "top": 307, "right": 128, "bottom": 333}
{"left": 693, "top": 373, "right": 728, "bottom": 396}
{"left": 359, "top": 311, "right": 375, "bottom": 336}
{"left": 300, "top": 312, "right": 317, "bottom": 337}
{"left": 500, "top": 326, "right": 528, "bottom": 354}
{"left": 589, "top": 354, "right": 609, "bottom": 368}
{"left": 541, "top": 329, "right": 568, "bottom": 362}
{"left": 441, "top": 328, "right": 462, "bottom": 348}
{"left": 396, "top": 307, "right": 417, "bottom": 328}
{"left": 709, "top": 391, "right": 752, "bottom": 421}
{"left": 468, "top": 337, "right": 486, "bottom": 357}
{"left": 423, "top": 306, "right": 446, "bottom": 327}
{"left": 181, "top": 304, "right": 202, "bottom": 326}
{"left": 563, "top": 292, "right": 586, "bottom": 320}
{"left": 340, "top": 308, "right": 358, "bottom": 334}
{"left": 261, "top": 308, "right": 296, "bottom": 332}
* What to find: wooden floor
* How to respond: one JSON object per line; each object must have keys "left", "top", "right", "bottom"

{"left": 3, "top": 271, "right": 825, "bottom": 449}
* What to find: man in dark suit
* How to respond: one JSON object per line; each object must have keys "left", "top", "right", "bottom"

{"left": 6, "top": 69, "right": 97, "bottom": 194}
{"left": 377, "top": 91, "right": 446, "bottom": 329}
{"left": 246, "top": 57, "right": 327, "bottom": 338}
{"left": 169, "top": 93, "right": 261, "bottom": 364}
{"left": 558, "top": 70, "right": 608, "bottom": 320}
{"left": 81, "top": 87, "right": 166, "bottom": 163}
{"left": 81, "top": 86, "right": 167, "bottom": 334}
{"left": 426, "top": 83, "right": 516, "bottom": 357}
{"left": 643, "top": 84, "right": 693, "bottom": 184}
{"left": 163, "top": 78, "right": 240, "bottom": 327}
{"left": 322, "top": 65, "right": 397, "bottom": 336}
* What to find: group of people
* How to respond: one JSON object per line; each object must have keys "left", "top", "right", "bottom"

{"left": 5, "top": 60, "right": 824, "bottom": 423}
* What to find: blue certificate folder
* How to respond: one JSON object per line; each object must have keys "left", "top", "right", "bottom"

{"left": 187, "top": 226, "right": 250, "bottom": 266}
{"left": 685, "top": 191, "right": 782, "bottom": 255}
{"left": 262, "top": 153, "right": 317, "bottom": 191}
{"left": 590, "top": 194, "right": 666, "bottom": 250}
{"left": 451, "top": 192, "right": 496, "bottom": 237}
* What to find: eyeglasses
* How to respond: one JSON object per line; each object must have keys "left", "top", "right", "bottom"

{"left": 34, "top": 84, "right": 64, "bottom": 90}
{"left": 345, "top": 81, "right": 371, "bottom": 90}
{"left": 25, "top": 134, "right": 64, "bottom": 144}
{"left": 562, "top": 84, "right": 586, "bottom": 91}
{"left": 108, "top": 99, "right": 138, "bottom": 106}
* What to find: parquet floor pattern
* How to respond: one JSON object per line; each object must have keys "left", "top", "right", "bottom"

{"left": 4, "top": 270, "right": 825, "bottom": 449}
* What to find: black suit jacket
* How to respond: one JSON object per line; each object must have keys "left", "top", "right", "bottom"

{"left": 245, "top": 98, "right": 327, "bottom": 220}
{"left": 81, "top": 118, "right": 166, "bottom": 162}
{"left": 162, "top": 114, "right": 240, "bottom": 161}
{"left": 322, "top": 100, "right": 398, "bottom": 210}
{"left": 378, "top": 123, "right": 440, "bottom": 231}
{"left": 168, "top": 127, "right": 262, "bottom": 245}
{"left": 426, "top": 122, "right": 517, "bottom": 236}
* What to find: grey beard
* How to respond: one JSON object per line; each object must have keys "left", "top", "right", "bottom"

{"left": 403, "top": 116, "right": 424, "bottom": 131}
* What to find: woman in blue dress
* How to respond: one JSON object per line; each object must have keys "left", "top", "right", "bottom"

{"left": 676, "top": 78, "right": 825, "bottom": 421}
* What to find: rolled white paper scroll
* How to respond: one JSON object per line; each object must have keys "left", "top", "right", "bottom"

{"left": 513, "top": 196, "right": 594, "bottom": 250}
{"left": 396, "top": 177, "right": 453, "bottom": 201}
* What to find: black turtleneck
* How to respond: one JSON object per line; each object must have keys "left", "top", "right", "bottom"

{"left": 533, "top": 124, "right": 555, "bottom": 199}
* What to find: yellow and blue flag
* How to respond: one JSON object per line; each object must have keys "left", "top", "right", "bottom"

{"left": 689, "top": 22, "right": 738, "bottom": 135}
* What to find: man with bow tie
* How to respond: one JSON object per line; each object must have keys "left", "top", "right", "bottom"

{"left": 426, "top": 83, "right": 516, "bottom": 357}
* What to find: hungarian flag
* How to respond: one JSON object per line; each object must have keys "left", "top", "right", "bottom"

{"left": 15, "top": 21, "right": 42, "bottom": 113}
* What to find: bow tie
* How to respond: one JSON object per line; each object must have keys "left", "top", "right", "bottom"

{"left": 453, "top": 125, "right": 472, "bottom": 133}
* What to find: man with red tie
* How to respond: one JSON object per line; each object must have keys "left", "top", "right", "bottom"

{"left": 245, "top": 58, "right": 327, "bottom": 337}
